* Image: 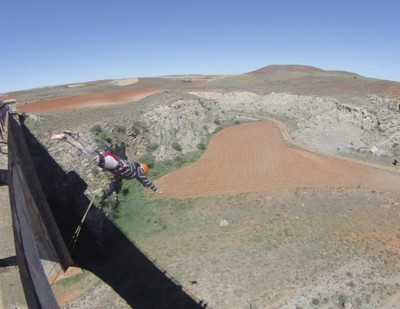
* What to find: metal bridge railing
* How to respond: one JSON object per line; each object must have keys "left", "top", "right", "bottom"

{"left": 2, "top": 99, "right": 73, "bottom": 309}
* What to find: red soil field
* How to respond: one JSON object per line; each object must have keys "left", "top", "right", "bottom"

{"left": 17, "top": 89, "right": 166, "bottom": 113}
{"left": 158, "top": 121, "right": 400, "bottom": 199}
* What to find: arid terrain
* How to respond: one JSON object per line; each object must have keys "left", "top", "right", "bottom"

{"left": 158, "top": 121, "right": 400, "bottom": 199}
{"left": 2, "top": 65, "right": 400, "bottom": 309}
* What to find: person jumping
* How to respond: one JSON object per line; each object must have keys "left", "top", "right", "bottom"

{"left": 51, "top": 131, "right": 161, "bottom": 194}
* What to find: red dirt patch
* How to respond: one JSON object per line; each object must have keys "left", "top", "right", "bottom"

{"left": 158, "top": 122, "right": 400, "bottom": 199}
{"left": 17, "top": 88, "right": 166, "bottom": 113}
{"left": 189, "top": 80, "right": 208, "bottom": 87}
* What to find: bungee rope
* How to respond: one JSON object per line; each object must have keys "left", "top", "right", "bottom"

{"left": 48, "top": 178, "right": 110, "bottom": 285}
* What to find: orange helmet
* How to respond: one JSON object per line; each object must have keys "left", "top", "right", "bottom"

{"left": 140, "top": 163, "right": 149, "bottom": 175}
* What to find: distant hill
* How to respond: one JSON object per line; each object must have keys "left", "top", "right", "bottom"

{"left": 247, "top": 64, "right": 361, "bottom": 79}
{"left": 206, "top": 64, "right": 400, "bottom": 99}
{"left": 10, "top": 64, "right": 400, "bottom": 104}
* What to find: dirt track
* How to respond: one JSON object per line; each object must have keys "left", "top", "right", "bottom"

{"left": 158, "top": 121, "right": 400, "bottom": 199}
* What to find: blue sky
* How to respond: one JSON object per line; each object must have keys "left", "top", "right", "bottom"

{"left": 1, "top": 0, "right": 400, "bottom": 93}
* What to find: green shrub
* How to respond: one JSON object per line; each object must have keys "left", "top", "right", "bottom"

{"left": 90, "top": 124, "right": 112, "bottom": 148}
{"left": 213, "top": 126, "right": 223, "bottom": 133}
{"left": 174, "top": 155, "right": 187, "bottom": 165}
{"left": 131, "top": 120, "right": 147, "bottom": 137}
{"left": 90, "top": 124, "right": 103, "bottom": 135}
{"left": 338, "top": 294, "right": 347, "bottom": 306}
{"left": 113, "top": 124, "right": 126, "bottom": 134}
{"left": 214, "top": 118, "right": 221, "bottom": 125}
{"left": 172, "top": 142, "right": 182, "bottom": 152}
{"left": 147, "top": 142, "right": 159, "bottom": 152}
{"left": 94, "top": 132, "right": 111, "bottom": 149}
{"left": 138, "top": 153, "right": 155, "bottom": 168}
{"left": 197, "top": 143, "right": 207, "bottom": 150}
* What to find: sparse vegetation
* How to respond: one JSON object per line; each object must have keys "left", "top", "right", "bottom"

{"left": 131, "top": 120, "right": 147, "bottom": 137}
{"left": 90, "top": 124, "right": 112, "bottom": 148}
{"left": 338, "top": 293, "right": 348, "bottom": 307}
{"left": 147, "top": 142, "right": 159, "bottom": 152}
{"left": 56, "top": 271, "right": 88, "bottom": 287}
{"left": 94, "top": 132, "right": 111, "bottom": 149}
{"left": 114, "top": 153, "right": 197, "bottom": 237}
{"left": 171, "top": 142, "right": 182, "bottom": 152}
{"left": 213, "top": 118, "right": 221, "bottom": 125}
{"left": 138, "top": 152, "right": 155, "bottom": 168}
{"left": 90, "top": 123, "right": 103, "bottom": 135}
{"left": 90, "top": 166, "right": 99, "bottom": 176}
{"left": 113, "top": 124, "right": 126, "bottom": 134}
{"left": 197, "top": 142, "right": 206, "bottom": 150}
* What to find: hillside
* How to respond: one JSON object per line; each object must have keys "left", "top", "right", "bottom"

{"left": 206, "top": 65, "right": 400, "bottom": 100}
{"left": 4, "top": 64, "right": 400, "bottom": 309}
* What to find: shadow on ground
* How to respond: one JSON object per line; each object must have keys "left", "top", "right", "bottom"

{"left": 21, "top": 118, "right": 206, "bottom": 309}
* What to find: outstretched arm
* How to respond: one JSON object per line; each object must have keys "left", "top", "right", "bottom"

{"left": 136, "top": 168, "right": 161, "bottom": 193}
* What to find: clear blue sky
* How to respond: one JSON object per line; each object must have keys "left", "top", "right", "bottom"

{"left": 1, "top": 0, "right": 400, "bottom": 93}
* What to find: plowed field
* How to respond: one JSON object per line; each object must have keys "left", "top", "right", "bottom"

{"left": 158, "top": 121, "right": 400, "bottom": 199}
{"left": 17, "top": 88, "right": 165, "bottom": 113}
